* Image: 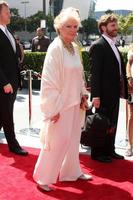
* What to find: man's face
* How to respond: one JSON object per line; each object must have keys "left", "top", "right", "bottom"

{"left": 0, "top": 5, "right": 11, "bottom": 25}
{"left": 102, "top": 21, "right": 118, "bottom": 38}
{"left": 36, "top": 29, "right": 44, "bottom": 37}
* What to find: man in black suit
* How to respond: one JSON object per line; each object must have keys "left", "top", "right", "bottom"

{"left": 0, "top": 1, "right": 28, "bottom": 155}
{"left": 89, "top": 14, "right": 128, "bottom": 163}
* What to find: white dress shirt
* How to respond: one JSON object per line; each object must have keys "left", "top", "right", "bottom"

{"left": 102, "top": 34, "right": 122, "bottom": 75}
{"left": 0, "top": 25, "right": 16, "bottom": 52}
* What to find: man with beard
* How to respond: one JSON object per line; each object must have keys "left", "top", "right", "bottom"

{"left": 88, "top": 14, "right": 128, "bottom": 163}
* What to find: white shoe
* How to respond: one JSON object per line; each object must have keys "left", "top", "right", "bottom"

{"left": 37, "top": 184, "right": 53, "bottom": 192}
{"left": 78, "top": 174, "right": 93, "bottom": 180}
{"left": 125, "top": 148, "right": 132, "bottom": 157}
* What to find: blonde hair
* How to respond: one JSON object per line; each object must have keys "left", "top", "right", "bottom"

{"left": 129, "top": 43, "right": 133, "bottom": 51}
{"left": 0, "top": 1, "right": 8, "bottom": 13}
{"left": 54, "top": 7, "right": 81, "bottom": 34}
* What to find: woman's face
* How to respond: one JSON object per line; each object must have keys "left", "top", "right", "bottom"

{"left": 59, "top": 18, "right": 79, "bottom": 43}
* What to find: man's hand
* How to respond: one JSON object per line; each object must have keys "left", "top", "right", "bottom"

{"left": 80, "top": 95, "right": 89, "bottom": 110}
{"left": 128, "top": 78, "right": 133, "bottom": 88}
{"left": 3, "top": 83, "right": 13, "bottom": 94}
{"left": 92, "top": 98, "right": 100, "bottom": 108}
{"left": 51, "top": 113, "right": 60, "bottom": 123}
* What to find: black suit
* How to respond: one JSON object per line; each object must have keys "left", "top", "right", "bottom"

{"left": 89, "top": 36, "right": 128, "bottom": 157}
{"left": 0, "top": 28, "right": 21, "bottom": 150}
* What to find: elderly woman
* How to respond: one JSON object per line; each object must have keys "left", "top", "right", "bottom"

{"left": 126, "top": 43, "right": 133, "bottom": 156}
{"left": 33, "top": 7, "right": 92, "bottom": 191}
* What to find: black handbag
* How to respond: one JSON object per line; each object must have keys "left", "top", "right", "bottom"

{"left": 80, "top": 107, "right": 111, "bottom": 147}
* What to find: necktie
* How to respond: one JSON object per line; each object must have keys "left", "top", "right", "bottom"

{"left": 5, "top": 27, "right": 16, "bottom": 52}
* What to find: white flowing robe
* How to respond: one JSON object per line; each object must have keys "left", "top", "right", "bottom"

{"left": 39, "top": 37, "right": 87, "bottom": 149}
{"left": 33, "top": 36, "right": 88, "bottom": 185}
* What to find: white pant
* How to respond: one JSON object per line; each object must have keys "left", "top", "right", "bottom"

{"left": 33, "top": 104, "right": 82, "bottom": 185}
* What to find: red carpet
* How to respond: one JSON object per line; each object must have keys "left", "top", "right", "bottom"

{"left": 0, "top": 144, "right": 133, "bottom": 200}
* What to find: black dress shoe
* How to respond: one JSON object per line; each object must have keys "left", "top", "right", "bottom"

{"left": 111, "top": 152, "right": 124, "bottom": 159}
{"left": 91, "top": 155, "right": 112, "bottom": 163}
{"left": 10, "top": 147, "right": 28, "bottom": 156}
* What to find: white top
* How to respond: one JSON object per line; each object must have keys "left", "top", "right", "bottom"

{"left": 127, "top": 50, "right": 133, "bottom": 77}
{"left": 102, "top": 34, "right": 122, "bottom": 75}
{"left": 40, "top": 36, "right": 87, "bottom": 120}
{"left": 0, "top": 25, "right": 16, "bottom": 52}
{"left": 62, "top": 47, "right": 83, "bottom": 111}
{"left": 39, "top": 37, "right": 87, "bottom": 145}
